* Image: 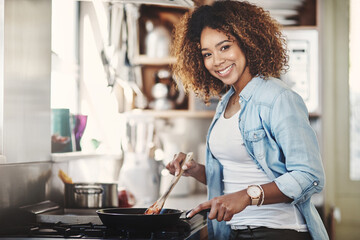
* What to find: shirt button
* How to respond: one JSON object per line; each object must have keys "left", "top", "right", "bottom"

{"left": 254, "top": 134, "right": 257, "bottom": 139}
{"left": 314, "top": 182, "right": 318, "bottom": 186}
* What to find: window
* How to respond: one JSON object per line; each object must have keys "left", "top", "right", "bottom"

{"left": 51, "top": 0, "right": 79, "bottom": 113}
{"left": 51, "top": 1, "right": 121, "bottom": 154}
{"left": 349, "top": 0, "right": 360, "bottom": 180}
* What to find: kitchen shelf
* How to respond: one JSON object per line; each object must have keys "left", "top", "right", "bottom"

{"left": 122, "top": 109, "right": 215, "bottom": 118}
{"left": 133, "top": 55, "right": 176, "bottom": 66}
{"left": 51, "top": 152, "right": 122, "bottom": 162}
{"left": 282, "top": 25, "right": 319, "bottom": 31}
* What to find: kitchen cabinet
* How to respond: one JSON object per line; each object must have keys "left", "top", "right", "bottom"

{"left": 279, "top": 0, "right": 320, "bottom": 119}
{"left": 128, "top": 0, "right": 320, "bottom": 119}
{"left": 131, "top": 4, "right": 216, "bottom": 117}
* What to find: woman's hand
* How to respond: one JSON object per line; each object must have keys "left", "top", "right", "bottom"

{"left": 187, "top": 190, "right": 250, "bottom": 222}
{"left": 166, "top": 152, "right": 206, "bottom": 184}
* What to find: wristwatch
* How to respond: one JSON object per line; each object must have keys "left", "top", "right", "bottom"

{"left": 247, "top": 185, "right": 262, "bottom": 206}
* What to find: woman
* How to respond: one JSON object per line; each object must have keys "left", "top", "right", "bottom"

{"left": 167, "top": 1, "right": 328, "bottom": 240}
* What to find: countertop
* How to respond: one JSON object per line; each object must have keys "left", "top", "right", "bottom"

{"left": 134, "top": 193, "right": 207, "bottom": 211}
{"left": 164, "top": 193, "right": 207, "bottom": 210}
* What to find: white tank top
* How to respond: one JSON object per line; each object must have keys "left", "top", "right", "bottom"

{"left": 208, "top": 109, "right": 308, "bottom": 231}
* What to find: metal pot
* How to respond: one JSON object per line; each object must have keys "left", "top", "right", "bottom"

{"left": 65, "top": 183, "right": 118, "bottom": 208}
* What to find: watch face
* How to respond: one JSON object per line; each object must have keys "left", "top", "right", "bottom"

{"left": 248, "top": 186, "right": 261, "bottom": 198}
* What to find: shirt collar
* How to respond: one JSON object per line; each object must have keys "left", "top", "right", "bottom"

{"left": 239, "top": 76, "right": 263, "bottom": 101}
{"left": 219, "top": 76, "right": 264, "bottom": 107}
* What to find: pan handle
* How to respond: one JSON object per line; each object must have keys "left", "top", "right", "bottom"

{"left": 183, "top": 208, "right": 211, "bottom": 220}
{"left": 74, "top": 185, "right": 104, "bottom": 195}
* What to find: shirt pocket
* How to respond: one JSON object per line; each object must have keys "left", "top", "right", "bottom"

{"left": 244, "top": 129, "right": 266, "bottom": 160}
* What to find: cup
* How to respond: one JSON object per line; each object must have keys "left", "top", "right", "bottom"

{"left": 51, "top": 109, "right": 72, "bottom": 153}
{"left": 73, "top": 114, "right": 88, "bottom": 151}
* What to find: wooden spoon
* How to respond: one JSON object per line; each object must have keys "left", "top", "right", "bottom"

{"left": 145, "top": 152, "right": 193, "bottom": 215}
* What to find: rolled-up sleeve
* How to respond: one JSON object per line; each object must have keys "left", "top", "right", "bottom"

{"left": 271, "top": 90, "right": 325, "bottom": 204}
{"left": 275, "top": 170, "right": 324, "bottom": 204}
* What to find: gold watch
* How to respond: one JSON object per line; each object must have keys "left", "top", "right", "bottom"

{"left": 247, "top": 185, "right": 262, "bottom": 206}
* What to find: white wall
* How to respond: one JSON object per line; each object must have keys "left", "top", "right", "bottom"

{"left": 321, "top": 0, "right": 360, "bottom": 238}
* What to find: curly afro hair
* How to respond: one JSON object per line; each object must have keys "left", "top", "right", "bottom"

{"left": 171, "top": 0, "right": 288, "bottom": 103}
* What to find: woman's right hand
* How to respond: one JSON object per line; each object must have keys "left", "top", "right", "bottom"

{"left": 166, "top": 152, "right": 206, "bottom": 184}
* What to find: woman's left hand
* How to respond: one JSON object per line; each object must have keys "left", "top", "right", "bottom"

{"left": 187, "top": 189, "right": 250, "bottom": 222}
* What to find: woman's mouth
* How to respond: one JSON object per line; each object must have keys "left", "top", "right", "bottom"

{"left": 216, "top": 64, "right": 234, "bottom": 76}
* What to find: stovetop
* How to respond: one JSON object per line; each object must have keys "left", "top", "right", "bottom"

{"left": 0, "top": 221, "right": 198, "bottom": 239}
{"left": 0, "top": 207, "right": 207, "bottom": 240}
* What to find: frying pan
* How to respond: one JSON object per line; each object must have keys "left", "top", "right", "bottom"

{"left": 96, "top": 208, "right": 209, "bottom": 230}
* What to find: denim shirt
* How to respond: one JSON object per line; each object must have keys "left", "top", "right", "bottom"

{"left": 205, "top": 76, "right": 329, "bottom": 240}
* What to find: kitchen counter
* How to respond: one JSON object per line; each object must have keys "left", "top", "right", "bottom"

{"left": 164, "top": 193, "right": 207, "bottom": 211}
{"left": 0, "top": 155, "right": 5, "bottom": 164}
{"left": 134, "top": 193, "right": 207, "bottom": 211}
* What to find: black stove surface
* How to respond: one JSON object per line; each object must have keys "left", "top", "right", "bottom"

{"left": 0, "top": 214, "right": 206, "bottom": 240}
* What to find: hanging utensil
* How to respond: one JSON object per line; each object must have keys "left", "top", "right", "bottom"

{"left": 58, "top": 169, "right": 73, "bottom": 184}
{"left": 144, "top": 152, "right": 193, "bottom": 215}
{"left": 91, "top": 0, "right": 148, "bottom": 110}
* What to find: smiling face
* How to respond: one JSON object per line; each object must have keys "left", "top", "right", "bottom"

{"left": 200, "top": 27, "right": 253, "bottom": 92}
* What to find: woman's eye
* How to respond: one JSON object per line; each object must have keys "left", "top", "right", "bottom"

{"left": 220, "top": 45, "right": 230, "bottom": 51}
{"left": 203, "top": 53, "right": 211, "bottom": 58}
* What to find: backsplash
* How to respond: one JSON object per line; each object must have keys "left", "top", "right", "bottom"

{"left": 0, "top": 154, "right": 122, "bottom": 226}
{"left": 0, "top": 162, "right": 52, "bottom": 209}
{"left": 0, "top": 161, "right": 52, "bottom": 225}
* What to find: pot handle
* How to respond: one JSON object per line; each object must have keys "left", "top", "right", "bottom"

{"left": 74, "top": 185, "right": 104, "bottom": 195}
{"left": 183, "top": 208, "right": 210, "bottom": 220}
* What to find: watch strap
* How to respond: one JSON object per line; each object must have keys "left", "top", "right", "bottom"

{"left": 251, "top": 196, "right": 260, "bottom": 206}
{"left": 257, "top": 184, "right": 265, "bottom": 206}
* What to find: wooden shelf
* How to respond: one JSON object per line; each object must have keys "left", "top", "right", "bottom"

{"left": 51, "top": 152, "right": 122, "bottom": 162}
{"left": 122, "top": 109, "right": 215, "bottom": 118}
{"left": 133, "top": 55, "right": 176, "bottom": 66}
{"left": 282, "top": 25, "right": 318, "bottom": 31}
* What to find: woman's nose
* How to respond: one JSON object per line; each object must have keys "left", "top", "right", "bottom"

{"left": 213, "top": 53, "right": 225, "bottom": 66}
